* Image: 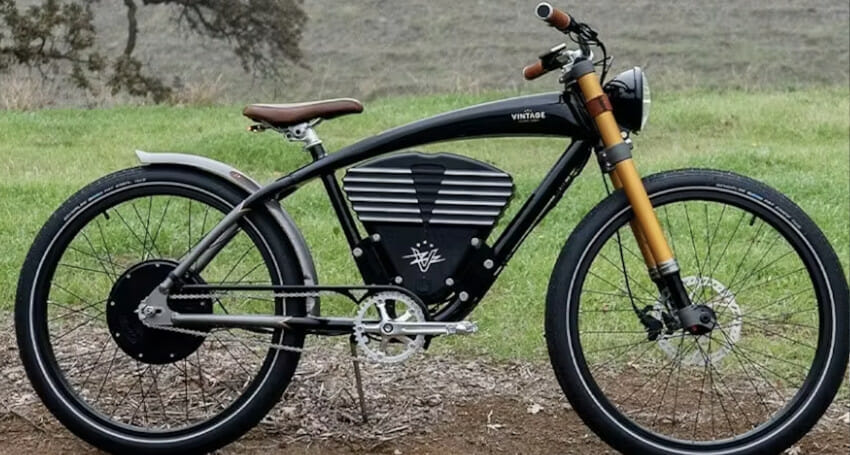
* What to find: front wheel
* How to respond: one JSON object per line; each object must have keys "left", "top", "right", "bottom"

{"left": 546, "top": 169, "right": 848, "bottom": 455}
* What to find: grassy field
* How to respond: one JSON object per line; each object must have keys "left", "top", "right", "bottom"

{"left": 0, "top": 88, "right": 847, "bottom": 360}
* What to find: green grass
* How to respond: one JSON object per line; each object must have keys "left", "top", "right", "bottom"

{"left": 0, "top": 88, "right": 847, "bottom": 360}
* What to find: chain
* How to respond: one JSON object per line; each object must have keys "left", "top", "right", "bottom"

{"left": 143, "top": 289, "right": 365, "bottom": 360}
{"left": 167, "top": 291, "right": 322, "bottom": 300}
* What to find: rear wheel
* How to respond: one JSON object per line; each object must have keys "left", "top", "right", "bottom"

{"left": 546, "top": 169, "right": 848, "bottom": 454}
{"left": 15, "top": 166, "right": 306, "bottom": 454}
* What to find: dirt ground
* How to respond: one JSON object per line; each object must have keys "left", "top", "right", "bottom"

{"left": 1, "top": 314, "right": 847, "bottom": 454}
{"left": 1, "top": 395, "right": 847, "bottom": 455}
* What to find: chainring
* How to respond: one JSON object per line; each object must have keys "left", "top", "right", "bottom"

{"left": 353, "top": 291, "right": 427, "bottom": 364}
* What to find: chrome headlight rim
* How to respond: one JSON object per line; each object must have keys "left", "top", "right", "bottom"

{"left": 640, "top": 68, "right": 651, "bottom": 131}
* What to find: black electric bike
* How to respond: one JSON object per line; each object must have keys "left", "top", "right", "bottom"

{"left": 15, "top": 3, "right": 848, "bottom": 454}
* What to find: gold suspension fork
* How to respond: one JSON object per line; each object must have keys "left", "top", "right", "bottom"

{"left": 572, "top": 60, "right": 693, "bottom": 311}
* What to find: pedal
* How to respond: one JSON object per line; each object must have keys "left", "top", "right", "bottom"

{"left": 446, "top": 321, "right": 478, "bottom": 335}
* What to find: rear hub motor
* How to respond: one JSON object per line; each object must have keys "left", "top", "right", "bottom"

{"left": 106, "top": 259, "right": 212, "bottom": 364}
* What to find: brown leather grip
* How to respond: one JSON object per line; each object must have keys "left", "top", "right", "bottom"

{"left": 536, "top": 3, "right": 572, "bottom": 31}
{"left": 523, "top": 61, "right": 547, "bottom": 80}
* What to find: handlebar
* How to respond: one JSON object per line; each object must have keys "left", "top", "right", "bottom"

{"left": 535, "top": 2, "right": 576, "bottom": 33}
{"left": 522, "top": 61, "right": 547, "bottom": 80}
{"left": 523, "top": 3, "right": 592, "bottom": 80}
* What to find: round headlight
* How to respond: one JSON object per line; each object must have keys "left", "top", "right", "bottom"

{"left": 603, "top": 67, "right": 650, "bottom": 133}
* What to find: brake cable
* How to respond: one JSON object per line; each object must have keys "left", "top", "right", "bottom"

{"left": 600, "top": 172, "right": 663, "bottom": 340}
{"left": 568, "top": 22, "right": 611, "bottom": 82}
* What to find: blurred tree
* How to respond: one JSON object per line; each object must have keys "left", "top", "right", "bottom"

{"left": 0, "top": 0, "right": 306, "bottom": 102}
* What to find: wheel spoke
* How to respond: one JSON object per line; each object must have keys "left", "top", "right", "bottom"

{"left": 80, "top": 230, "right": 118, "bottom": 280}
{"left": 47, "top": 298, "right": 106, "bottom": 324}
{"left": 683, "top": 203, "right": 705, "bottom": 281}
{"left": 148, "top": 196, "right": 174, "bottom": 254}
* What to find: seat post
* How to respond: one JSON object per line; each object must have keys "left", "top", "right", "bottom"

{"left": 280, "top": 121, "right": 363, "bottom": 248}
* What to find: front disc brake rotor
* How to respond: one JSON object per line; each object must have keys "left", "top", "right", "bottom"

{"left": 654, "top": 276, "right": 742, "bottom": 366}
{"left": 106, "top": 259, "right": 212, "bottom": 364}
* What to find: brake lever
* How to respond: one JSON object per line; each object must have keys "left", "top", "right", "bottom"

{"left": 536, "top": 43, "right": 568, "bottom": 70}
{"left": 524, "top": 42, "right": 593, "bottom": 81}
{"left": 541, "top": 44, "right": 591, "bottom": 70}
{"left": 556, "top": 49, "right": 593, "bottom": 78}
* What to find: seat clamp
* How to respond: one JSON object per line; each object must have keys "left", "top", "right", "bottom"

{"left": 283, "top": 121, "right": 323, "bottom": 149}
{"left": 596, "top": 141, "right": 633, "bottom": 173}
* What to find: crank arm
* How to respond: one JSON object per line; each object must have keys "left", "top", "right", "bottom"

{"left": 359, "top": 320, "right": 478, "bottom": 337}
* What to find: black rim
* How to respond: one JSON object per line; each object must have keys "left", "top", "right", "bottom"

{"left": 570, "top": 185, "right": 832, "bottom": 448}
{"left": 28, "top": 180, "right": 299, "bottom": 436}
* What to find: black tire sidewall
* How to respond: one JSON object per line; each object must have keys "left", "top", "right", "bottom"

{"left": 15, "top": 166, "right": 307, "bottom": 454}
{"left": 545, "top": 169, "right": 849, "bottom": 455}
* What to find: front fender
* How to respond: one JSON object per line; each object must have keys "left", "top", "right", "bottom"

{"left": 136, "top": 150, "right": 320, "bottom": 315}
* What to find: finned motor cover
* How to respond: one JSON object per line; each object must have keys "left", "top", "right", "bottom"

{"left": 343, "top": 152, "right": 514, "bottom": 303}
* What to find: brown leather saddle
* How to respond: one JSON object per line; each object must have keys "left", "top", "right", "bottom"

{"left": 243, "top": 98, "right": 363, "bottom": 128}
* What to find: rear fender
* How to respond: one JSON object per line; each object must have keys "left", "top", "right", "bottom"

{"left": 135, "top": 150, "right": 319, "bottom": 315}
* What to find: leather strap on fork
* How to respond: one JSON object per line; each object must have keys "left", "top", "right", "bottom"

{"left": 585, "top": 95, "right": 613, "bottom": 118}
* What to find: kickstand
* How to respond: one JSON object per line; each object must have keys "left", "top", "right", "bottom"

{"left": 349, "top": 336, "right": 369, "bottom": 423}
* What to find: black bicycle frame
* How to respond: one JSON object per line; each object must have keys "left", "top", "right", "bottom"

{"left": 162, "top": 87, "right": 600, "bottom": 321}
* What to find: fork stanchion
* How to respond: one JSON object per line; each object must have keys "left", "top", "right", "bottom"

{"left": 609, "top": 172, "right": 658, "bottom": 271}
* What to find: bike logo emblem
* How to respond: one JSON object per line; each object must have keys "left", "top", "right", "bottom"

{"left": 403, "top": 241, "right": 446, "bottom": 272}
{"left": 510, "top": 109, "right": 546, "bottom": 123}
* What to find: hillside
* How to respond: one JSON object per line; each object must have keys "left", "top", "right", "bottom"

{"left": 6, "top": 0, "right": 850, "bottom": 106}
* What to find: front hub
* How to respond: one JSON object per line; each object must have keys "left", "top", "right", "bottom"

{"left": 106, "top": 260, "right": 212, "bottom": 364}
{"left": 654, "top": 276, "right": 743, "bottom": 366}
{"left": 678, "top": 304, "right": 717, "bottom": 335}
